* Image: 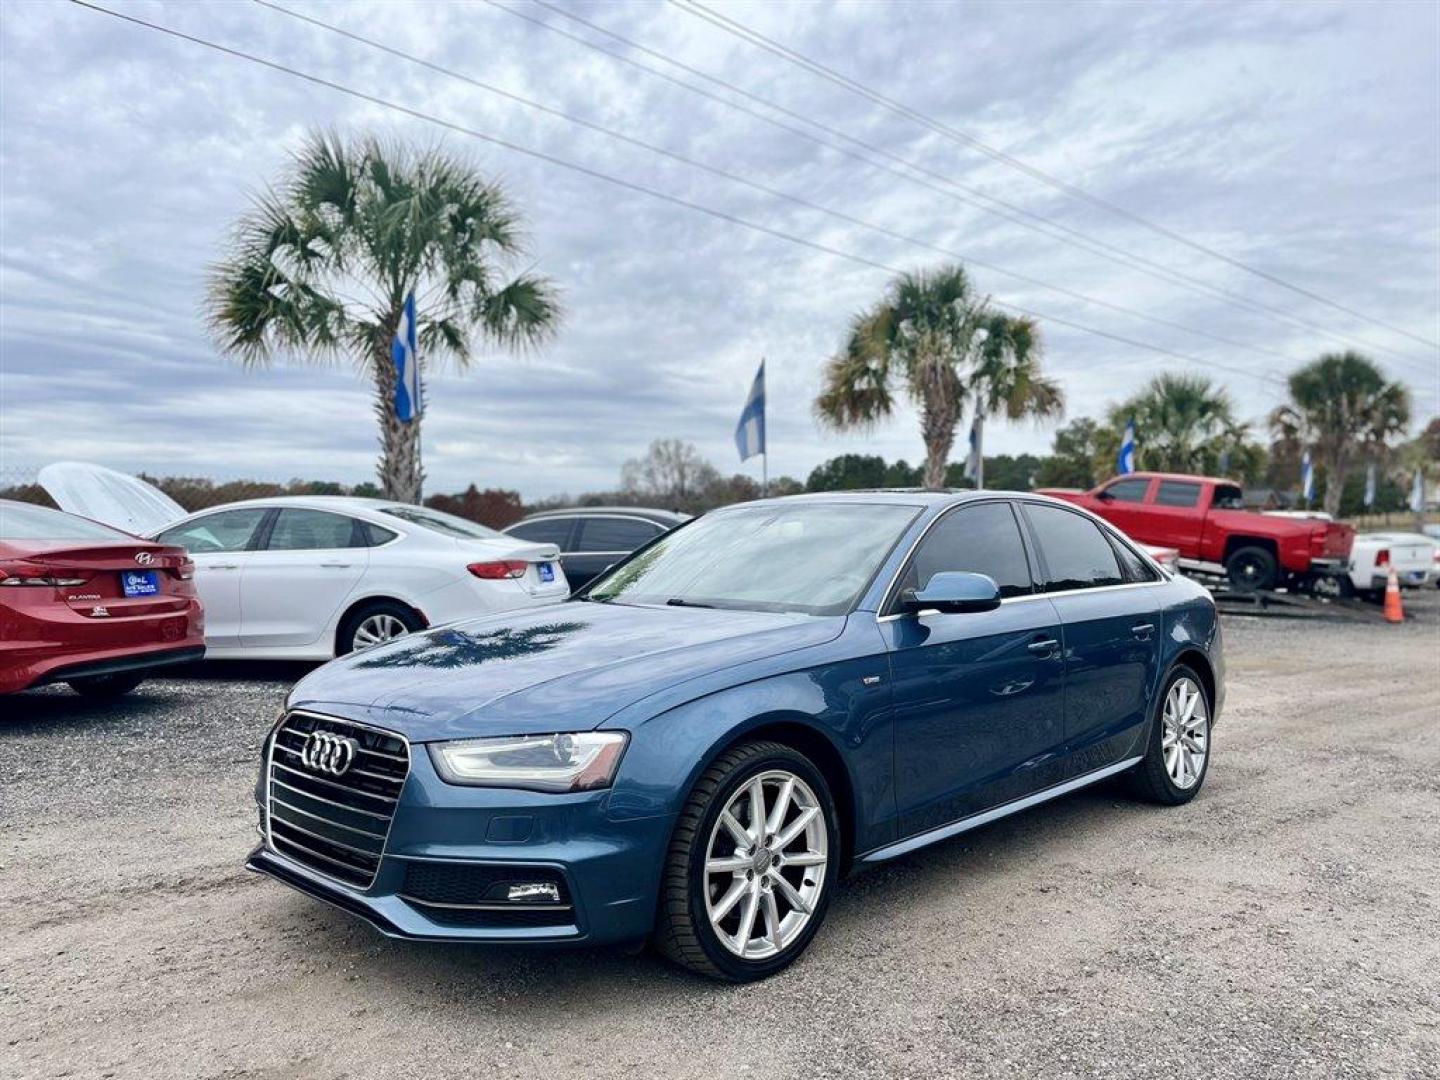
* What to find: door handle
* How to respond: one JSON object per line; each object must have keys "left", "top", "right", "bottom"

{"left": 1131, "top": 623, "right": 1155, "bottom": 637}
{"left": 1027, "top": 637, "right": 1060, "bottom": 655}
{"left": 320, "top": 562, "right": 353, "bottom": 569}
{"left": 206, "top": 563, "right": 239, "bottom": 570}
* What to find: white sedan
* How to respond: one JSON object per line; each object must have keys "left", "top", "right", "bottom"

{"left": 39, "top": 463, "right": 568, "bottom": 659}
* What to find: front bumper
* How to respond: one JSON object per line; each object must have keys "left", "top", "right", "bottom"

{"left": 249, "top": 742, "right": 675, "bottom": 947}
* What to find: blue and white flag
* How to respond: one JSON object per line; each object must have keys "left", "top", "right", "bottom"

{"left": 1301, "top": 450, "right": 1314, "bottom": 504}
{"left": 734, "top": 359, "right": 765, "bottom": 462}
{"left": 1410, "top": 468, "right": 1425, "bottom": 514}
{"left": 963, "top": 410, "right": 984, "bottom": 486}
{"left": 1117, "top": 418, "right": 1136, "bottom": 475}
{"left": 1364, "top": 463, "right": 1377, "bottom": 508}
{"left": 392, "top": 291, "right": 422, "bottom": 422}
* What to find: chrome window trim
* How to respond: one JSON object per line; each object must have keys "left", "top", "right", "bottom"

{"left": 873, "top": 495, "right": 1169, "bottom": 622}
{"left": 265, "top": 708, "right": 411, "bottom": 893}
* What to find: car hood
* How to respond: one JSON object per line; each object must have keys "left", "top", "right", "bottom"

{"left": 38, "top": 461, "right": 186, "bottom": 536}
{"left": 288, "top": 601, "right": 847, "bottom": 742}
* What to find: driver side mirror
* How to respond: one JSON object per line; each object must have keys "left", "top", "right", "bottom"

{"left": 900, "top": 571, "right": 1002, "bottom": 615}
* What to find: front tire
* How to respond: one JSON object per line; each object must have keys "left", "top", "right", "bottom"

{"left": 67, "top": 671, "right": 146, "bottom": 700}
{"left": 655, "top": 740, "right": 839, "bottom": 982}
{"left": 1128, "top": 665, "right": 1212, "bottom": 805}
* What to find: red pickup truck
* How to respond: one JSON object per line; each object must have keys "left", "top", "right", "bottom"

{"left": 1037, "top": 472, "right": 1355, "bottom": 591}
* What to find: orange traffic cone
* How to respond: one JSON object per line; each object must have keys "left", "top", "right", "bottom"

{"left": 1383, "top": 565, "right": 1404, "bottom": 623}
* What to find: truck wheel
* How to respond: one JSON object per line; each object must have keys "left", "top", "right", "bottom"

{"left": 1225, "top": 546, "right": 1278, "bottom": 591}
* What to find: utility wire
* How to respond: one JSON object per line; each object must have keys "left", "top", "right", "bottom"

{"left": 256, "top": 0, "right": 1307, "bottom": 369}
{"left": 500, "top": 0, "right": 1428, "bottom": 373}
{"left": 673, "top": 0, "right": 1440, "bottom": 354}
{"left": 66, "top": 0, "right": 1287, "bottom": 393}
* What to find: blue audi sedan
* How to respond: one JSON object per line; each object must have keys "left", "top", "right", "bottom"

{"left": 247, "top": 491, "right": 1223, "bottom": 981}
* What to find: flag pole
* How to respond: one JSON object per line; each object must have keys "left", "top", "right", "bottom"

{"left": 762, "top": 450, "right": 768, "bottom": 499}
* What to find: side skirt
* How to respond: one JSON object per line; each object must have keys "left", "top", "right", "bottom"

{"left": 858, "top": 755, "right": 1144, "bottom": 864}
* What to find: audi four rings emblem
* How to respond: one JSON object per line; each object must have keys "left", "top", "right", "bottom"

{"left": 134, "top": 551, "right": 154, "bottom": 565}
{"left": 302, "top": 731, "right": 360, "bottom": 776}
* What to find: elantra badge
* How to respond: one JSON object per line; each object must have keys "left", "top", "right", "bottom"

{"left": 301, "top": 731, "right": 359, "bottom": 777}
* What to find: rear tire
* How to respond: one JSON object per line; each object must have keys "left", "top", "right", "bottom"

{"left": 337, "top": 600, "right": 422, "bottom": 656}
{"left": 67, "top": 672, "right": 146, "bottom": 700}
{"left": 1128, "top": 665, "right": 1212, "bottom": 806}
{"left": 1225, "top": 545, "right": 1278, "bottom": 591}
{"left": 655, "top": 740, "right": 839, "bottom": 983}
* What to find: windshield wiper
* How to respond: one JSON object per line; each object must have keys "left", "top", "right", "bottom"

{"left": 665, "top": 597, "right": 715, "bottom": 608}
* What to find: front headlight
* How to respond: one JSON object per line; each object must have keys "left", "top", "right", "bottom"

{"left": 428, "top": 732, "right": 628, "bottom": 792}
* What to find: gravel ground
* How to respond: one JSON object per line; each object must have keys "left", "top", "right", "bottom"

{"left": 3, "top": 594, "right": 1438, "bottom": 1080}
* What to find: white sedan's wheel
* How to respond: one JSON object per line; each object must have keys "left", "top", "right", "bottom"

{"left": 703, "top": 769, "right": 829, "bottom": 960}
{"left": 352, "top": 613, "right": 409, "bottom": 649}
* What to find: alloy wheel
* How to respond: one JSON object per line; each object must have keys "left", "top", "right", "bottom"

{"left": 703, "top": 769, "right": 829, "bottom": 960}
{"left": 1161, "top": 676, "right": 1209, "bottom": 790}
{"left": 353, "top": 613, "right": 409, "bottom": 649}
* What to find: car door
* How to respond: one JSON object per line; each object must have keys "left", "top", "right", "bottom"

{"left": 1019, "top": 502, "right": 1162, "bottom": 774}
{"left": 878, "top": 501, "right": 1067, "bottom": 838}
{"left": 1091, "top": 476, "right": 1154, "bottom": 539}
{"left": 569, "top": 516, "right": 665, "bottom": 590}
{"left": 154, "top": 506, "right": 270, "bottom": 649}
{"left": 1145, "top": 479, "right": 1206, "bottom": 552}
{"left": 239, "top": 508, "right": 368, "bottom": 650}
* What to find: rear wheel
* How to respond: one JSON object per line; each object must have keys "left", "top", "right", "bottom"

{"left": 1225, "top": 545, "right": 1278, "bottom": 591}
{"left": 1128, "top": 665, "right": 1212, "bottom": 805}
{"left": 337, "top": 601, "right": 422, "bottom": 655}
{"left": 655, "top": 740, "right": 839, "bottom": 982}
{"left": 67, "top": 671, "right": 146, "bottom": 700}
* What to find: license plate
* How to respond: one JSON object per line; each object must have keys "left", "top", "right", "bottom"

{"left": 538, "top": 562, "right": 555, "bottom": 583}
{"left": 121, "top": 570, "right": 159, "bottom": 597}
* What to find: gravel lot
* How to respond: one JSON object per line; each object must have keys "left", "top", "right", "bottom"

{"left": 3, "top": 594, "right": 1438, "bottom": 1080}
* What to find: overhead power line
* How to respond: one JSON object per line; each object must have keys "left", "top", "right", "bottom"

{"left": 499, "top": 0, "right": 1430, "bottom": 375}
{"left": 672, "top": 0, "right": 1440, "bottom": 355}
{"left": 256, "top": 0, "right": 1307, "bottom": 369}
{"left": 66, "top": 0, "right": 1287, "bottom": 395}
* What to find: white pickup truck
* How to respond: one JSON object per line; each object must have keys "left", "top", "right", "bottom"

{"left": 1345, "top": 532, "right": 1438, "bottom": 598}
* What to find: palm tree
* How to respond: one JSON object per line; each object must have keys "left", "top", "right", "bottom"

{"left": 815, "top": 264, "right": 1063, "bottom": 490}
{"left": 1106, "top": 374, "right": 1258, "bottom": 477}
{"left": 1269, "top": 352, "right": 1410, "bottom": 516}
{"left": 207, "top": 131, "right": 561, "bottom": 503}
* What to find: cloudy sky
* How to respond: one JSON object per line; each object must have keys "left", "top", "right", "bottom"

{"left": 2, "top": 0, "right": 1437, "bottom": 499}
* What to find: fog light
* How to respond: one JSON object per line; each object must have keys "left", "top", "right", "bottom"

{"left": 506, "top": 882, "right": 561, "bottom": 904}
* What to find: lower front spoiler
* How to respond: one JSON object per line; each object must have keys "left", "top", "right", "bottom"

{"left": 246, "top": 846, "right": 594, "bottom": 946}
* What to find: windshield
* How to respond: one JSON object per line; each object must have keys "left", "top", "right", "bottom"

{"left": 0, "top": 500, "right": 133, "bottom": 541}
{"left": 584, "top": 502, "right": 920, "bottom": 615}
{"left": 380, "top": 505, "right": 503, "bottom": 540}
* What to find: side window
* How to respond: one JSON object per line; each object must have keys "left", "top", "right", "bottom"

{"left": 1099, "top": 478, "right": 1150, "bottom": 503}
{"left": 156, "top": 507, "right": 268, "bottom": 553}
{"left": 576, "top": 518, "right": 663, "bottom": 553}
{"left": 357, "top": 521, "right": 398, "bottom": 547}
{"left": 507, "top": 518, "right": 575, "bottom": 548}
{"left": 1111, "top": 536, "right": 1159, "bottom": 582}
{"left": 265, "top": 509, "right": 360, "bottom": 550}
{"left": 1023, "top": 504, "right": 1124, "bottom": 591}
{"left": 1212, "top": 484, "right": 1244, "bottom": 510}
{"left": 900, "top": 502, "right": 1033, "bottom": 599}
{"left": 1155, "top": 481, "right": 1201, "bottom": 507}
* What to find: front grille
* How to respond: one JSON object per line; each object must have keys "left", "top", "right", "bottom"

{"left": 266, "top": 710, "right": 409, "bottom": 889}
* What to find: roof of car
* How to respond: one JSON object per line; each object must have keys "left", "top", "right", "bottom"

{"left": 725, "top": 489, "right": 1061, "bottom": 510}
{"left": 515, "top": 506, "right": 691, "bottom": 523}
{"left": 172, "top": 495, "right": 420, "bottom": 519}
{"left": 1105, "top": 472, "right": 1236, "bottom": 485}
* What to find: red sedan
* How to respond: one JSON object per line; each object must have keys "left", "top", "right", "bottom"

{"left": 1, "top": 500, "right": 205, "bottom": 698}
